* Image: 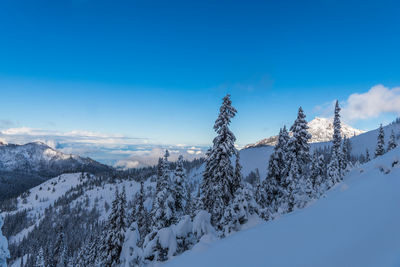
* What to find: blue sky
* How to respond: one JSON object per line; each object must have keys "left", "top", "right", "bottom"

{"left": 0, "top": 0, "right": 400, "bottom": 166}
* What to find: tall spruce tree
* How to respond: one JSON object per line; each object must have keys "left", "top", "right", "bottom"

{"left": 365, "top": 149, "right": 371, "bottom": 162}
{"left": 53, "top": 226, "right": 65, "bottom": 267}
{"left": 332, "top": 100, "right": 342, "bottom": 160}
{"left": 327, "top": 100, "right": 344, "bottom": 186}
{"left": 0, "top": 215, "right": 8, "bottom": 267}
{"left": 135, "top": 182, "right": 149, "bottom": 246}
{"left": 387, "top": 129, "right": 397, "bottom": 151}
{"left": 283, "top": 107, "right": 312, "bottom": 211}
{"left": 100, "top": 187, "right": 127, "bottom": 266}
{"left": 173, "top": 155, "right": 186, "bottom": 217}
{"left": 232, "top": 153, "right": 243, "bottom": 195}
{"left": 263, "top": 126, "right": 289, "bottom": 214}
{"left": 36, "top": 247, "right": 45, "bottom": 267}
{"left": 184, "top": 185, "right": 195, "bottom": 218}
{"left": 202, "top": 94, "right": 238, "bottom": 226}
{"left": 375, "top": 124, "right": 385, "bottom": 157}
{"left": 341, "top": 136, "right": 350, "bottom": 172}
{"left": 152, "top": 150, "right": 178, "bottom": 230}
{"left": 310, "top": 153, "right": 326, "bottom": 198}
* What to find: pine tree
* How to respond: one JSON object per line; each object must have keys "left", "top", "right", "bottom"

{"left": 202, "top": 94, "right": 238, "bottom": 226}
{"left": 185, "top": 186, "right": 194, "bottom": 218}
{"left": 57, "top": 245, "right": 68, "bottom": 267}
{"left": 365, "top": 149, "right": 371, "bottom": 162}
{"left": 156, "top": 158, "right": 163, "bottom": 189}
{"left": 220, "top": 185, "right": 257, "bottom": 237}
{"left": 135, "top": 182, "right": 150, "bottom": 246}
{"left": 0, "top": 215, "right": 8, "bottom": 267}
{"left": 375, "top": 124, "right": 385, "bottom": 157}
{"left": 387, "top": 129, "right": 397, "bottom": 151}
{"left": 152, "top": 150, "right": 176, "bottom": 230}
{"left": 282, "top": 107, "right": 312, "bottom": 211}
{"left": 53, "top": 226, "right": 65, "bottom": 267}
{"left": 327, "top": 101, "right": 344, "bottom": 185}
{"left": 332, "top": 100, "right": 342, "bottom": 161}
{"left": 87, "top": 233, "right": 100, "bottom": 266}
{"left": 232, "top": 153, "right": 243, "bottom": 195}
{"left": 156, "top": 151, "right": 170, "bottom": 194}
{"left": 100, "top": 187, "right": 127, "bottom": 266}
{"left": 341, "top": 136, "right": 350, "bottom": 172}
{"left": 173, "top": 155, "right": 186, "bottom": 217}
{"left": 263, "top": 126, "right": 289, "bottom": 214}
{"left": 310, "top": 153, "right": 326, "bottom": 197}
{"left": 36, "top": 247, "right": 46, "bottom": 267}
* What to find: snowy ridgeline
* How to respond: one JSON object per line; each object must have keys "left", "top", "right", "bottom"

{"left": 3, "top": 94, "right": 400, "bottom": 267}
{"left": 3, "top": 119, "right": 400, "bottom": 267}
{"left": 165, "top": 147, "right": 400, "bottom": 267}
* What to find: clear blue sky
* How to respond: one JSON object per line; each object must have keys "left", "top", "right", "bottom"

{"left": 0, "top": 0, "right": 399, "bottom": 146}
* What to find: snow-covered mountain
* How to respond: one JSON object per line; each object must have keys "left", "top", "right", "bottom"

{"left": 0, "top": 141, "right": 108, "bottom": 173}
{"left": 0, "top": 141, "right": 111, "bottom": 201}
{"left": 245, "top": 117, "right": 365, "bottom": 148}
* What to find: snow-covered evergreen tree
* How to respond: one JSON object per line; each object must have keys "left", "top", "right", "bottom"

{"left": 52, "top": 227, "right": 65, "bottom": 267}
{"left": 365, "top": 149, "right": 371, "bottom": 162}
{"left": 100, "top": 187, "right": 127, "bottom": 266}
{"left": 0, "top": 216, "right": 8, "bottom": 267}
{"left": 375, "top": 124, "right": 385, "bottom": 158}
{"left": 36, "top": 247, "right": 45, "bottom": 267}
{"left": 57, "top": 244, "right": 68, "bottom": 267}
{"left": 202, "top": 94, "right": 238, "bottom": 226}
{"left": 341, "top": 136, "right": 351, "bottom": 171}
{"left": 232, "top": 153, "right": 242, "bottom": 195}
{"left": 152, "top": 150, "right": 177, "bottom": 230}
{"left": 87, "top": 234, "right": 100, "bottom": 266}
{"left": 332, "top": 100, "right": 342, "bottom": 161}
{"left": 310, "top": 153, "right": 326, "bottom": 197}
{"left": 173, "top": 155, "right": 186, "bottom": 218}
{"left": 282, "top": 107, "right": 312, "bottom": 211}
{"left": 220, "top": 184, "right": 258, "bottom": 237}
{"left": 184, "top": 186, "right": 195, "bottom": 218}
{"left": 263, "top": 126, "right": 289, "bottom": 214}
{"left": 134, "top": 181, "right": 150, "bottom": 246}
{"left": 327, "top": 100, "right": 344, "bottom": 186}
{"left": 387, "top": 129, "right": 397, "bottom": 151}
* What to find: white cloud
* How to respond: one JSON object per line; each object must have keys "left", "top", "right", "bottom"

{"left": 341, "top": 84, "right": 400, "bottom": 121}
{"left": 315, "top": 84, "right": 400, "bottom": 123}
{"left": 113, "top": 146, "right": 207, "bottom": 169}
{"left": 115, "top": 160, "right": 140, "bottom": 169}
{"left": 0, "top": 127, "right": 148, "bottom": 147}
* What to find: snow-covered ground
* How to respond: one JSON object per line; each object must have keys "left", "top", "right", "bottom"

{"left": 2, "top": 173, "right": 85, "bottom": 243}
{"left": 165, "top": 147, "right": 400, "bottom": 267}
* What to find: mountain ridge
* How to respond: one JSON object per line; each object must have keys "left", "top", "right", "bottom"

{"left": 0, "top": 141, "right": 112, "bottom": 201}
{"left": 245, "top": 117, "right": 365, "bottom": 149}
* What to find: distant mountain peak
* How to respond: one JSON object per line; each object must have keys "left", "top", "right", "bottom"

{"left": 245, "top": 117, "right": 365, "bottom": 149}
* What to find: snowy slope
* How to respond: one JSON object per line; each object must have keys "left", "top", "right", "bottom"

{"left": 7, "top": 173, "right": 84, "bottom": 217}
{"left": 2, "top": 173, "right": 85, "bottom": 243}
{"left": 245, "top": 117, "right": 365, "bottom": 148}
{"left": 3, "top": 172, "right": 155, "bottom": 246}
{"left": 235, "top": 121, "right": 400, "bottom": 179}
{"left": 165, "top": 147, "right": 400, "bottom": 267}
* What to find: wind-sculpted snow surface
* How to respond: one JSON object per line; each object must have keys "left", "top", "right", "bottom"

{"left": 165, "top": 147, "right": 400, "bottom": 267}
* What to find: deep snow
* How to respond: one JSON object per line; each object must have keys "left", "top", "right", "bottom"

{"left": 165, "top": 147, "right": 400, "bottom": 267}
